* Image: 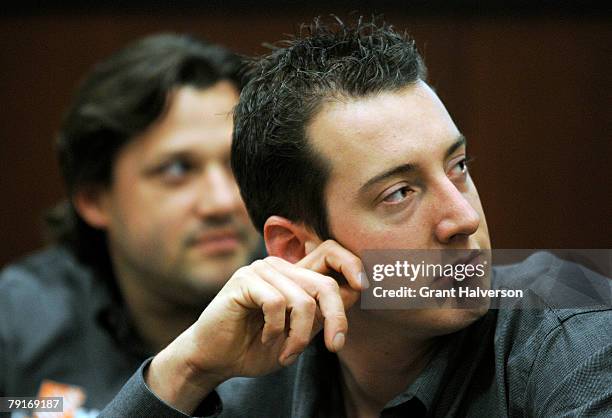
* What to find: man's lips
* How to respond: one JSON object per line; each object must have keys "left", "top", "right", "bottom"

{"left": 431, "top": 249, "right": 484, "bottom": 285}
{"left": 188, "top": 230, "right": 243, "bottom": 255}
{"left": 450, "top": 250, "right": 484, "bottom": 268}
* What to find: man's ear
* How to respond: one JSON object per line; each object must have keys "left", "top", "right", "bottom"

{"left": 264, "top": 216, "right": 322, "bottom": 263}
{"left": 72, "top": 186, "right": 111, "bottom": 229}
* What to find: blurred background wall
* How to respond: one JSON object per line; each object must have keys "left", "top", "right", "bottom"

{"left": 1, "top": 1, "right": 610, "bottom": 267}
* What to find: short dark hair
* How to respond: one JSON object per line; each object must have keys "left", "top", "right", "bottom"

{"left": 232, "top": 17, "right": 427, "bottom": 239}
{"left": 48, "top": 33, "right": 242, "bottom": 275}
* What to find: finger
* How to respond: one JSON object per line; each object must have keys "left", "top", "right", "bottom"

{"left": 264, "top": 257, "right": 353, "bottom": 352}
{"left": 251, "top": 260, "right": 317, "bottom": 365}
{"left": 297, "top": 240, "right": 367, "bottom": 291}
{"left": 314, "top": 278, "right": 349, "bottom": 353}
{"left": 236, "top": 273, "right": 287, "bottom": 345}
{"left": 265, "top": 256, "right": 361, "bottom": 310}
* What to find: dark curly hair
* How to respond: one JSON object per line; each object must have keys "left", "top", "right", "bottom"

{"left": 232, "top": 17, "right": 427, "bottom": 239}
{"left": 48, "top": 33, "right": 243, "bottom": 276}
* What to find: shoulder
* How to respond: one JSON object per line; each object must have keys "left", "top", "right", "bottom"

{"left": 0, "top": 246, "right": 103, "bottom": 354}
{"left": 492, "top": 251, "right": 612, "bottom": 415}
{"left": 0, "top": 245, "right": 92, "bottom": 289}
{"left": 493, "top": 250, "right": 611, "bottom": 325}
{"left": 0, "top": 246, "right": 99, "bottom": 299}
{"left": 493, "top": 250, "right": 611, "bottom": 352}
{"left": 494, "top": 300, "right": 611, "bottom": 388}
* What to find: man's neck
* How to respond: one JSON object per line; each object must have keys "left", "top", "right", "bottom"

{"left": 337, "top": 309, "right": 438, "bottom": 418}
{"left": 114, "top": 272, "right": 204, "bottom": 353}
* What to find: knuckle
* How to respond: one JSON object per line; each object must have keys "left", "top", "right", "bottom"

{"left": 264, "top": 256, "right": 284, "bottom": 264}
{"left": 266, "top": 295, "right": 286, "bottom": 311}
{"left": 231, "top": 266, "right": 252, "bottom": 283}
{"left": 234, "top": 265, "right": 250, "bottom": 276}
{"left": 349, "top": 254, "right": 363, "bottom": 266}
{"left": 322, "top": 277, "right": 340, "bottom": 292}
{"left": 329, "top": 313, "right": 348, "bottom": 329}
{"left": 290, "top": 296, "right": 314, "bottom": 314}
{"left": 298, "top": 297, "right": 317, "bottom": 313}
{"left": 268, "top": 320, "right": 285, "bottom": 334}
{"left": 331, "top": 311, "right": 348, "bottom": 324}
{"left": 322, "top": 240, "right": 337, "bottom": 250}
{"left": 252, "top": 259, "right": 267, "bottom": 270}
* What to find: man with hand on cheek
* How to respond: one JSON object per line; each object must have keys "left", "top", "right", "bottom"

{"left": 101, "top": 19, "right": 611, "bottom": 418}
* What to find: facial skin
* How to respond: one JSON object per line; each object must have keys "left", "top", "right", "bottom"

{"left": 93, "top": 81, "right": 260, "bottom": 307}
{"left": 307, "top": 80, "right": 491, "bottom": 336}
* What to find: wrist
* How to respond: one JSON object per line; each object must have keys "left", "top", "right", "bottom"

{"left": 145, "top": 341, "right": 226, "bottom": 414}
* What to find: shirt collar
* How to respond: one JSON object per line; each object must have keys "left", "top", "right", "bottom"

{"left": 292, "top": 332, "right": 454, "bottom": 417}
{"left": 92, "top": 271, "right": 152, "bottom": 360}
{"left": 384, "top": 337, "right": 452, "bottom": 412}
{"left": 294, "top": 315, "right": 496, "bottom": 418}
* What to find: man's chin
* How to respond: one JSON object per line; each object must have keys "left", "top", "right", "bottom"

{"left": 185, "top": 253, "right": 250, "bottom": 285}
{"left": 177, "top": 271, "right": 235, "bottom": 304}
{"left": 430, "top": 305, "right": 489, "bottom": 335}
{"left": 367, "top": 305, "right": 489, "bottom": 339}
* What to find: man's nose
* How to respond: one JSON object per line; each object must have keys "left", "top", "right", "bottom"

{"left": 432, "top": 178, "right": 480, "bottom": 244}
{"left": 194, "top": 164, "right": 241, "bottom": 217}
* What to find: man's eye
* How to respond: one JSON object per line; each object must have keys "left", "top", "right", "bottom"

{"left": 449, "top": 157, "right": 471, "bottom": 178}
{"left": 382, "top": 186, "right": 412, "bottom": 204}
{"left": 159, "top": 160, "right": 193, "bottom": 181}
{"left": 457, "top": 159, "right": 468, "bottom": 173}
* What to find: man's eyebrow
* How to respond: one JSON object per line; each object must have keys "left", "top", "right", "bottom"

{"left": 358, "top": 163, "right": 416, "bottom": 195}
{"left": 445, "top": 134, "right": 467, "bottom": 158}
{"left": 147, "top": 150, "right": 192, "bottom": 164}
{"left": 358, "top": 134, "right": 467, "bottom": 194}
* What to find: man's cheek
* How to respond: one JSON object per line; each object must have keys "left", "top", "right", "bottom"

{"left": 126, "top": 218, "right": 176, "bottom": 258}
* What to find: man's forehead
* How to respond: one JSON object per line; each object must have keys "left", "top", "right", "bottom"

{"left": 167, "top": 82, "right": 238, "bottom": 122}
{"left": 306, "top": 81, "right": 460, "bottom": 182}
{"left": 123, "top": 85, "right": 237, "bottom": 162}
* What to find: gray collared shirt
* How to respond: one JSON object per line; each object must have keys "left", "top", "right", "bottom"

{"left": 101, "top": 251, "right": 612, "bottom": 417}
{"left": 0, "top": 246, "right": 149, "bottom": 416}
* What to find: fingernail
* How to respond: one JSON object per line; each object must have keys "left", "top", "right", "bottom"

{"left": 333, "top": 332, "right": 345, "bottom": 351}
{"left": 282, "top": 353, "right": 299, "bottom": 366}
{"left": 359, "top": 272, "right": 370, "bottom": 289}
